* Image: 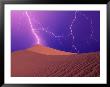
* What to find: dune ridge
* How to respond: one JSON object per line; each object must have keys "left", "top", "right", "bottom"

{"left": 27, "top": 45, "right": 75, "bottom": 55}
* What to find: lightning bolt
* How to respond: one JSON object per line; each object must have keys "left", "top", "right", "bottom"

{"left": 68, "top": 11, "right": 98, "bottom": 52}
{"left": 25, "top": 11, "right": 40, "bottom": 44}
{"left": 69, "top": 11, "right": 79, "bottom": 52}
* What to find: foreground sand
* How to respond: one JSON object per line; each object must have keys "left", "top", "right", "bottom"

{"left": 11, "top": 45, "right": 100, "bottom": 77}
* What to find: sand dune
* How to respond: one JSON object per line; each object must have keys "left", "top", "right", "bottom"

{"left": 11, "top": 45, "right": 100, "bottom": 77}
{"left": 27, "top": 45, "right": 75, "bottom": 55}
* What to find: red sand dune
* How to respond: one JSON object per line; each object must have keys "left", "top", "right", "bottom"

{"left": 27, "top": 45, "right": 75, "bottom": 55}
{"left": 11, "top": 45, "right": 100, "bottom": 77}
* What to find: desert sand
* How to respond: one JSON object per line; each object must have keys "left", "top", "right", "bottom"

{"left": 11, "top": 45, "right": 100, "bottom": 77}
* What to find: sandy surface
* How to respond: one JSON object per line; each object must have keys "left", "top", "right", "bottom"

{"left": 11, "top": 45, "right": 100, "bottom": 77}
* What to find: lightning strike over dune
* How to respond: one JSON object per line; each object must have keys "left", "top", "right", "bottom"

{"left": 25, "top": 11, "right": 64, "bottom": 46}
{"left": 25, "top": 11, "right": 81, "bottom": 53}
{"left": 25, "top": 11, "right": 40, "bottom": 44}
{"left": 11, "top": 11, "right": 100, "bottom": 53}
{"left": 20, "top": 11, "right": 99, "bottom": 53}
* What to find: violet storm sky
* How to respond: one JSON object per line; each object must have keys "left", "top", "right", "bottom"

{"left": 11, "top": 11, "right": 100, "bottom": 53}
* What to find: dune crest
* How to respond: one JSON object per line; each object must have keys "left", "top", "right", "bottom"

{"left": 27, "top": 45, "right": 75, "bottom": 55}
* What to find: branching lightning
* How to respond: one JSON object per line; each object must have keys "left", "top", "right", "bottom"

{"left": 25, "top": 11, "right": 64, "bottom": 45}
{"left": 80, "top": 12, "right": 98, "bottom": 42}
{"left": 35, "top": 27, "right": 64, "bottom": 45}
{"left": 35, "top": 26, "right": 64, "bottom": 38}
{"left": 25, "top": 11, "right": 97, "bottom": 53}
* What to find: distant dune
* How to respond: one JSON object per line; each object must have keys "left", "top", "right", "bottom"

{"left": 11, "top": 45, "right": 100, "bottom": 77}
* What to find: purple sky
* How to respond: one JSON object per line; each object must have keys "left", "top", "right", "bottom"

{"left": 11, "top": 11, "right": 100, "bottom": 53}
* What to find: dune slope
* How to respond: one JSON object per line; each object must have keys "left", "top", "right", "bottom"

{"left": 11, "top": 45, "right": 100, "bottom": 77}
